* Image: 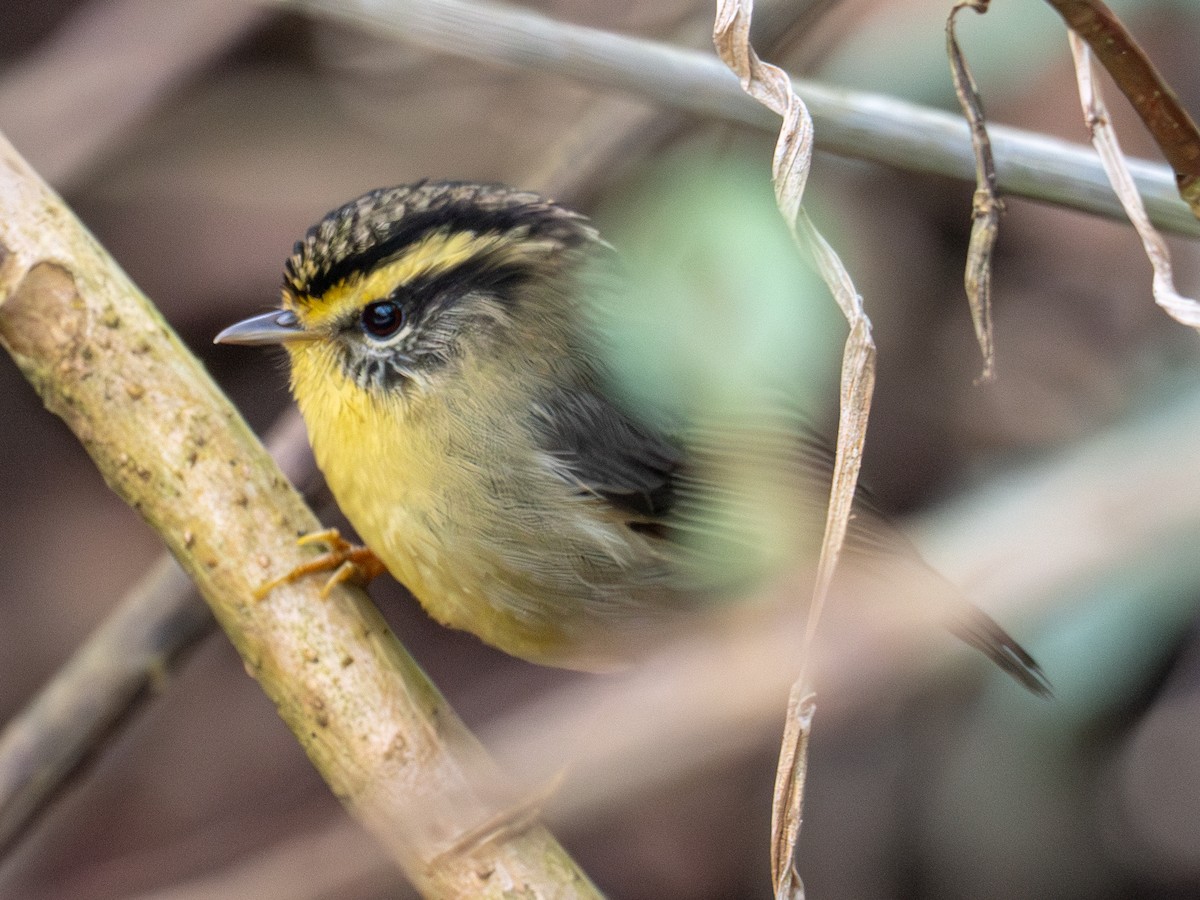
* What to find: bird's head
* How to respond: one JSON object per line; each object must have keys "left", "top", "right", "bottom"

{"left": 216, "top": 181, "right": 603, "bottom": 398}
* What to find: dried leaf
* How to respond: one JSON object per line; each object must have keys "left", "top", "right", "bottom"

{"left": 946, "top": 0, "right": 1001, "bottom": 382}
{"left": 770, "top": 684, "right": 815, "bottom": 900}
{"left": 1069, "top": 33, "right": 1200, "bottom": 329}
{"left": 712, "top": 0, "right": 875, "bottom": 650}
{"left": 713, "top": 1, "right": 874, "bottom": 895}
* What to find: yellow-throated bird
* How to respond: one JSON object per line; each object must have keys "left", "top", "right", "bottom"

{"left": 216, "top": 181, "right": 1048, "bottom": 693}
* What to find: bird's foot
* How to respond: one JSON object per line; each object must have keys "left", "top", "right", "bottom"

{"left": 255, "top": 527, "right": 386, "bottom": 600}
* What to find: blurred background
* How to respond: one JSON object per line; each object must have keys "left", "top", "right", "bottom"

{"left": 1, "top": 0, "right": 1199, "bottom": 897}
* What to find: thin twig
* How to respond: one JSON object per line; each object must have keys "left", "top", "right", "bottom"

{"left": 282, "top": 0, "right": 1200, "bottom": 238}
{"left": 946, "top": 0, "right": 1002, "bottom": 382}
{"left": 0, "top": 131, "right": 597, "bottom": 898}
{"left": 1043, "top": 0, "right": 1200, "bottom": 218}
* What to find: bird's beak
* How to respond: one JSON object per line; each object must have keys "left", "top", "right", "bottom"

{"left": 214, "top": 309, "right": 316, "bottom": 346}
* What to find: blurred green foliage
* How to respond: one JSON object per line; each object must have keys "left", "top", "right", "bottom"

{"left": 589, "top": 153, "right": 844, "bottom": 589}
{"left": 594, "top": 153, "right": 841, "bottom": 428}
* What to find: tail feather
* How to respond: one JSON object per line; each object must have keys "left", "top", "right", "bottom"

{"left": 842, "top": 511, "right": 1051, "bottom": 696}
{"left": 951, "top": 604, "right": 1052, "bottom": 697}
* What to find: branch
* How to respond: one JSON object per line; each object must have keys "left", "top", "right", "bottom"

{"left": 0, "top": 409, "right": 313, "bottom": 858}
{"left": 283, "top": 0, "right": 1199, "bottom": 239}
{"left": 0, "top": 131, "right": 597, "bottom": 898}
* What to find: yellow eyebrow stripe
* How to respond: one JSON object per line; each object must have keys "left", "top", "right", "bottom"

{"left": 296, "top": 228, "right": 522, "bottom": 329}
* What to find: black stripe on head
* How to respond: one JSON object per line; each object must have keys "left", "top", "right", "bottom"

{"left": 284, "top": 181, "right": 596, "bottom": 303}
{"left": 404, "top": 253, "right": 532, "bottom": 315}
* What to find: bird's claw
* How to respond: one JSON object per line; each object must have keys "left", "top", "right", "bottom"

{"left": 255, "top": 527, "right": 385, "bottom": 600}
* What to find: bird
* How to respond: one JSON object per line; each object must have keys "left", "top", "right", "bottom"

{"left": 216, "top": 180, "right": 1049, "bottom": 694}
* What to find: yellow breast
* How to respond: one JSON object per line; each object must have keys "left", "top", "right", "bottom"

{"left": 285, "top": 340, "right": 648, "bottom": 668}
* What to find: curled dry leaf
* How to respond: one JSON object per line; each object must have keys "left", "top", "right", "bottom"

{"left": 771, "top": 684, "right": 816, "bottom": 900}
{"left": 1069, "top": 33, "right": 1200, "bottom": 330}
{"left": 946, "top": 0, "right": 1001, "bottom": 382}
{"left": 712, "top": 0, "right": 875, "bottom": 669}
{"left": 714, "top": 1, "right": 874, "bottom": 896}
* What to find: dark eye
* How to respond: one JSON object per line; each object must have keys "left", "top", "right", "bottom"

{"left": 361, "top": 300, "right": 404, "bottom": 339}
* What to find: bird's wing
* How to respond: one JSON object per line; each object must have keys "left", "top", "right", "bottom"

{"left": 527, "top": 382, "right": 1049, "bottom": 694}
{"left": 528, "top": 385, "right": 683, "bottom": 522}
{"left": 528, "top": 383, "right": 865, "bottom": 542}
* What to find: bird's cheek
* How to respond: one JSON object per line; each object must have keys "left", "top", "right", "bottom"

{"left": 287, "top": 343, "right": 349, "bottom": 417}
{"left": 284, "top": 340, "right": 326, "bottom": 393}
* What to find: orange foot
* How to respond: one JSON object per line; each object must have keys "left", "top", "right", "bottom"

{"left": 256, "top": 527, "right": 387, "bottom": 600}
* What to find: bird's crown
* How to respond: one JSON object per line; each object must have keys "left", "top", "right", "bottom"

{"left": 282, "top": 181, "right": 598, "bottom": 328}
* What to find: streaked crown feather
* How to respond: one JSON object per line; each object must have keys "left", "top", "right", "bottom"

{"left": 283, "top": 181, "right": 599, "bottom": 308}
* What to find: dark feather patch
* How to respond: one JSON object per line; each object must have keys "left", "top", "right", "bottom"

{"left": 529, "top": 386, "right": 683, "bottom": 520}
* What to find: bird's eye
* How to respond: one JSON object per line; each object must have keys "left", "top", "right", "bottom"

{"left": 361, "top": 300, "right": 404, "bottom": 339}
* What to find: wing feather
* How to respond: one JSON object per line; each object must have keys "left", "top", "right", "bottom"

{"left": 529, "top": 386, "right": 683, "bottom": 520}
{"left": 526, "top": 382, "right": 1048, "bottom": 694}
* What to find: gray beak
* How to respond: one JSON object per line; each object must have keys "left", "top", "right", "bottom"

{"left": 214, "top": 309, "right": 314, "bottom": 345}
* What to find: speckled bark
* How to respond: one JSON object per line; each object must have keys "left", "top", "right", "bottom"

{"left": 0, "top": 133, "right": 599, "bottom": 899}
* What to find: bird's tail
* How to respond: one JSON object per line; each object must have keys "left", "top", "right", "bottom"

{"left": 949, "top": 601, "right": 1052, "bottom": 696}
